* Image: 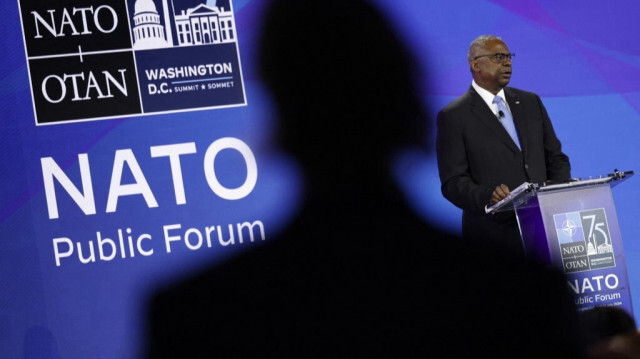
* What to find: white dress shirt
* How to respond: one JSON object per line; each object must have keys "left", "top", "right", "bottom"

{"left": 471, "top": 80, "right": 512, "bottom": 117}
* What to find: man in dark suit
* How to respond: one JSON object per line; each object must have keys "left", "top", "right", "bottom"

{"left": 436, "top": 35, "right": 571, "bottom": 257}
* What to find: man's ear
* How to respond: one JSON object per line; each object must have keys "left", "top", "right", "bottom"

{"left": 470, "top": 60, "right": 480, "bottom": 73}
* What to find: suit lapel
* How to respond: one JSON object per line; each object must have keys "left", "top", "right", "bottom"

{"left": 467, "top": 87, "right": 521, "bottom": 154}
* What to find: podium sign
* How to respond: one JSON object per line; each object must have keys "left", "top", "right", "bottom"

{"left": 488, "top": 171, "right": 634, "bottom": 314}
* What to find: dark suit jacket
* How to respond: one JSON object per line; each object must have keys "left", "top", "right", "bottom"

{"left": 436, "top": 86, "right": 570, "bottom": 254}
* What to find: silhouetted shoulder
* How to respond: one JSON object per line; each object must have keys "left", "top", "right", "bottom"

{"left": 147, "top": 209, "right": 583, "bottom": 358}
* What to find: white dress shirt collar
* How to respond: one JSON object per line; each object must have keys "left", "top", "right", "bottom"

{"left": 472, "top": 80, "right": 509, "bottom": 115}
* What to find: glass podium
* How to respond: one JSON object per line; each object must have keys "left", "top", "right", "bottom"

{"left": 486, "top": 170, "right": 635, "bottom": 314}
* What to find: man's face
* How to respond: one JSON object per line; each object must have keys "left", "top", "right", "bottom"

{"left": 471, "top": 40, "right": 512, "bottom": 94}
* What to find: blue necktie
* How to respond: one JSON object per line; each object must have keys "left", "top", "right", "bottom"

{"left": 493, "top": 96, "right": 521, "bottom": 150}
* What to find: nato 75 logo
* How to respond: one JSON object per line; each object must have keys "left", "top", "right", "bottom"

{"left": 554, "top": 208, "right": 615, "bottom": 273}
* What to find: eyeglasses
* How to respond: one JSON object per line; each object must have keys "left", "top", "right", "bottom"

{"left": 473, "top": 52, "right": 515, "bottom": 63}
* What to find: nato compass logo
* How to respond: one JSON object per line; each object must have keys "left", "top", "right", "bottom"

{"left": 17, "top": 0, "right": 245, "bottom": 125}
{"left": 553, "top": 209, "right": 615, "bottom": 273}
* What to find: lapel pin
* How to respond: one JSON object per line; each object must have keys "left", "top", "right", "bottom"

{"left": 515, "top": 101, "right": 520, "bottom": 105}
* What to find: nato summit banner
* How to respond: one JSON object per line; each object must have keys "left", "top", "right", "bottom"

{"left": 17, "top": 0, "right": 259, "bottom": 265}
{"left": 2, "top": 0, "right": 300, "bottom": 357}
{"left": 2, "top": 0, "right": 640, "bottom": 357}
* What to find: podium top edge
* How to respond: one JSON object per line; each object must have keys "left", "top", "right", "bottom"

{"left": 538, "top": 169, "right": 633, "bottom": 193}
{"left": 485, "top": 170, "right": 634, "bottom": 214}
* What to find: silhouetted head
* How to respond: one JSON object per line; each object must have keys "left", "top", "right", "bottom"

{"left": 588, "top": 332, "right": 640, "bottom": 359}
{"left": 580, "top": 306, "right": 637, "bottom": 346}
{"left": 258, "top": 0, "right": 426, "bottom": 173}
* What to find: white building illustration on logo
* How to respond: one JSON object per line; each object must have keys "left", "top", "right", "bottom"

{"left": 587, "top": 231, "right": 613, "bottom": 255}
{"left": 131, "top": 0, "right": 236, "bottom": 49}
{"left": 132, "top": 0, "right": 173, "bottom": 49}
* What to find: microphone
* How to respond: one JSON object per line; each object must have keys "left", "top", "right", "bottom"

{"left": 498, "top": 110, "right": 505, "bottom": 118}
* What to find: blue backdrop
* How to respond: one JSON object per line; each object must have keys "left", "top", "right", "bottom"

{"left": 1, "top": 0, "right": 639, "bottom": 357}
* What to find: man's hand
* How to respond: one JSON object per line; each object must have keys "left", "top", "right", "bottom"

{"left": 490, "top": 184, "right": 510, "bottom": 205}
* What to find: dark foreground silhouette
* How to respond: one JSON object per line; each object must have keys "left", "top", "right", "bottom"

{"left": 146, "top": 0, "right": 583, "bottom": 357}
